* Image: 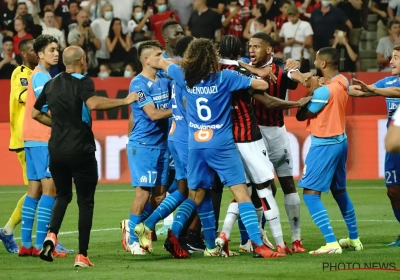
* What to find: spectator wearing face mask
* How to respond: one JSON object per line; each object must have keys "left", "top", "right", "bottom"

{"left": 123, "top": 62, "right": 138, "bottom": 78}
{"left": 310, "top": 0, "right": 351, "bottom": 51}
{"left": 128, "top": 5, "right": 152, "bottom": 49}
{"left": 91, "top": 3, "right": 114, "bottom": 66}
{"left": 98, "top": 63, "right": 111, "bottom": 78}
{"left": 106, "top": 17, "right": 131, "bottom": 74}
{"left": 150, "top": 0, "right": 181, "bottom": 46}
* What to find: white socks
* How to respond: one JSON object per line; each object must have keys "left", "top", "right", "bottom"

{"left": 284, "top": 192, "right": 301, "bottom": 242}
{"left": 256, "top": 187, "right": 284, "bottom": 247}
{"left": 221, "top": 202, "right": 239, "bottom": 239}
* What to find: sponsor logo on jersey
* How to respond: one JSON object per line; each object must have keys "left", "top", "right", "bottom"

{"left": 189, "top": 121, "right": 224, "bottom": 130}
{"left": 140, "top": 175, "right": 148, "bottom": 183}
{"left": 194, "top": 129, "right": 213, "bottom": 142}
{"left": 137, "top": 90, "right": 147, "bottom": 103}
{"left": 20, "top": 78, "right": 28, "bottom": 86}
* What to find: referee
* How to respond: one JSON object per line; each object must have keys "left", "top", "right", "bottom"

{"left": 31, "top": 46, "right": 139, "bottom": 267}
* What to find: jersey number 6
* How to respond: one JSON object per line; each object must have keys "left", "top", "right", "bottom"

{"left": 196, "top": 97, "right": 211, "bottom": 121}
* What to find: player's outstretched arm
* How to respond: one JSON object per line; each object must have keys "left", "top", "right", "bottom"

{"left": 348, "top": 85, "right": 377, "bottom": 97}
{"left": 386, "top": 108, "right": 400, "bottom": 152}
{"left": 142, "top": 103, "right": 172, "bottom": 121}
{"left": 253, "top": 93, "right": 311, "bottom": 109}
{"left": 353, "top": 78, "right": 400, "bottom": 97}
{"left": 85, "top": 93, "right": 139, "bottom": 110}
{"left": 250, "top": 78, "right": 269, "bottom": 91}
{"left": 238, "top": 61, "right": 277, "bottom": 83}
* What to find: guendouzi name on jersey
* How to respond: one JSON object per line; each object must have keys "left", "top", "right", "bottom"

{"left": 166, "top": 63, "right": 253, "bottom": 149}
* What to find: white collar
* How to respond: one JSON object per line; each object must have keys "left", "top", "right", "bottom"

{"left": 219, "top": 58, "right": 239, "bottom": 65}
{"left": 249, "top": 56, "right": 273, "bottom": 67}
{"left": 1, "top": 52, "right": 15, "bottom": 59}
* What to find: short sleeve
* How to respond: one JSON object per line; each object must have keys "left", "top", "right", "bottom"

{"left": 307, "top": 85, "right": 330, "bottom": 114}
{"left": 223, "top": 70, "right": 252, "bottom": 92}
{"left": 374, "top": 77, "right": 388, "bottom": 89}
{"left": 389, "top": 0, "right": 398, "bottom": 9}
{"left": 392, "top": 107, "right": 400, "bottom": 127}
{"left": 304, "top": 22, "right": 314, "bottom": 36}
{"left": 129, "top": 81, "right": 152, "bottom": 108}
{"left": 167, "top": 64, "right": 185, "bottom": 88}
{"left": 376, "top": 38, "right": 385, "bottom": 55}
{"left": 32, "top": 72, "right": 50, "bottom": 98}
{"left": 127, "top": 20, "right": 138, "bottom": 32}
{"left": 79, "top": 78, "right": 96, "bottom": 102}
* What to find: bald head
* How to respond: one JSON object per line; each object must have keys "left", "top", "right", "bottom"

{"left": 63, "top": 46, "right": 85, "bottom": 66}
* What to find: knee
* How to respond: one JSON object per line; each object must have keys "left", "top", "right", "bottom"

{"left": 387, "top": 187, "right": 400, "bottom": 208}
{"left": 153, "top": 193, "right": 166, "bottom": 206}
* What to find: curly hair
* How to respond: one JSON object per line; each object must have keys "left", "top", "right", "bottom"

{"left": 181, "top": 38, "right": 219, "bottom": 88}
{"left": 33, "top": 34, "right": 58, "bottom": 55}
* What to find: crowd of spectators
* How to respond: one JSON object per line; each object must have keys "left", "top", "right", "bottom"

{"left": 0, "top": 0, "right": 397, "bottom": 79}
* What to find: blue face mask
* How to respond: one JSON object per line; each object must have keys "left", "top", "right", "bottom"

{"left": 98, "top": 72, "right": 109, "bottom": 78}
{"left": 104, "top": 11, "right": 113, "bottom": 20}
{"left": 124, "top": 70, "right": 132, "bottom": 78}
{"left": 135, "top": 12, "right": 144, "bottom": 20}
{"left": 157, "top": 4, "right": 167, "bottom": 13}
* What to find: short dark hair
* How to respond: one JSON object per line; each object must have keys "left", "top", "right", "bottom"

{"left": 2, "top": 36, "right": 13, "bottom": 44}
{"left": 161, "top": 20, "right": 181, "bottom": 35}
{"left": 33, "top": 35, "right": 58, "bottom": 55}
{"left": 255, "top": 16, "right": 266, "bottom": 26}
{"left": 18, "top": 38, "right": 34, "bottom": 52}
{"left": 138, "top": 40, "right": 163, "bottom": 57}
{"left": 251, "top": 32, "right": 275, "bottom": 47}
{"left": 280, "top": 0, "right": 291, "bottom": 8}
{"left": 219, "top": 35, "right": 241, "bottom": 60}
{"left": 176, "top": 35, "right": 195, "bottom": 57}
{"left": 68, "top": 0, "right": 78, "bottom": 8}
{"left": 17, "top": 2, "right": 27, "bottom": 9}
{"left": 388, "top": 19, "right": 400, "bottom": 30}
{"left": 394, "top": 45, "right": 400, "bottom": 51}
{"left": 318, "top": 47, "right": 339, "bottom": 69}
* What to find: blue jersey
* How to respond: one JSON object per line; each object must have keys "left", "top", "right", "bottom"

{"left": 374, "top": 76, "right": 400, "bottom": 126}
{"left": 129, "top": 74, "right": 170, "bottom": 148}
{"left": 25, "top": 65, "right": 51, "bottom": 148}
{"left": 167, "top": 63, "right": 253, "bottom": 149}
{"left": 168, "top": 81, "right": 188, "bottom": 143}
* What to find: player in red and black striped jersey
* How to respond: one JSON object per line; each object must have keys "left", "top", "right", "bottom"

{"left": 243, "top": 32, "right": 307, "bottom": 253}
{"left": 215, "top": 35, "right": 310, "bottom": 256}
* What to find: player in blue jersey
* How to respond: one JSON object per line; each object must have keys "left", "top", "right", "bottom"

{"left": 155, "top": 38, "right": 285, "bottom": 259}
{"left": 126, "top": 40, "right": 173, "bottom": 255}
{"left": 349, "top": 45, "right": 400, "bottom": 247}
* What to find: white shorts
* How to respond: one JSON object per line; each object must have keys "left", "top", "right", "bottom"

{"left": 235, "top": 139, "right": 275, "bottom": 184}
{"left": 260, "top": 125, "right": 293, "bottom": 177}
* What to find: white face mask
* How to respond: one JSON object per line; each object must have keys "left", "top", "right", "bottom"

{"left": 98, "top": 72, "right": 109, "bottom": 78}
{"left": 124, "top": 70, "right": 132, "bottom": 77}
{"left": 321, "top": 1, "right": 331, "bottom": 7}
{"left": 230, "top": 7, "right": 236, "bottom": 13}
{"left": 104, "top": 11, "right": 113, "bottom": 20}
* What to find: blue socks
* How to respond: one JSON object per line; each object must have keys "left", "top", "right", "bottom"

{"left": 142, "top": 202, "right": 154, "bottom": 221}
{"left": 129, "top": 214, "right": 142, "bottom": 245}
{"left": 21, "top": 196, "right": 39, "bottom": 248}
{"left": 393, "top": 208, "right": 400, "bottom": 223}
{"left": 35, "top": 195, "right": 55, "bottom": 250}
{"left": 145, "top": 190, "right": 185, "bottom": 230}
{"left": 197, "top": 195, "right": 215, "bottom": 250}
{"left": 238, "top": 217, "right": 249, "bottom": 245}
{"left": 238, "top": 202, "right": 262, "bottom": 246}
{"left": 303, "top": 194, "right": 336, "bottom": 243}
{"left": 171, "top": 198, "right": 196, "bottom": 237}
{"left": 333, "top": 191, "right": 359, "bottom": 239}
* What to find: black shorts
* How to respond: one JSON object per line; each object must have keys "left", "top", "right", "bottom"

{"left": 49, "top": 153, "right": 98, "bottom": 192}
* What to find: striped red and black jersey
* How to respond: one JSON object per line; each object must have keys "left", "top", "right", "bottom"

{"left": 220, "top": 60, "right": 262, "bottom": 143}
{"left": 252, "top": 58, "right": 298, "bottom": 127}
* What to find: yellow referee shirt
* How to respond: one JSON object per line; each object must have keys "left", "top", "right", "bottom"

{"left": 9, "top": 65, "right": 32, "bottom": 151}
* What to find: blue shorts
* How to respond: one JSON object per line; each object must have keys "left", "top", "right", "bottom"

{"left": 187, "top": 148, "right": 246, "bottom": 190}
{"left": 168, "top": 141, "right": 188, "bottom": 181}
{"left": 298, "top": 140, "right": 347, "bottom": 193}
{"left": 385, "top": 152, "right": 400, "bottom": 187}
{"left": 127, "top": 145, "right": 169, "bottom": 187}
{"left": 25, "top": 146, "right": 51, "bottom": 181}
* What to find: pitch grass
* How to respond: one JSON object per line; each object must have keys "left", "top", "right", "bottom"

{"left": 0, "top": 180, "right": 399, "bottom": 280}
